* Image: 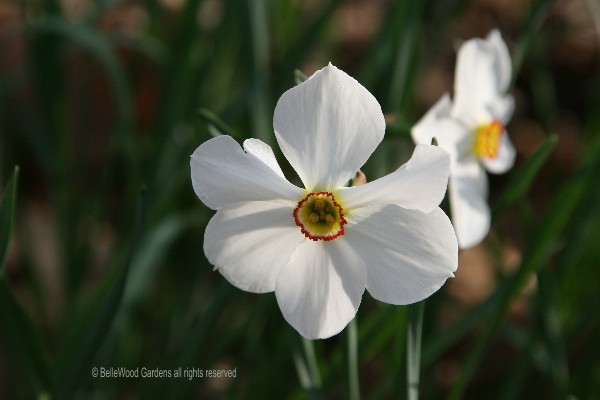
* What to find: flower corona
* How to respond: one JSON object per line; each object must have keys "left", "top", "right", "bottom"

{"left": 293, "top": 192, "right": 346, "bottom": 241}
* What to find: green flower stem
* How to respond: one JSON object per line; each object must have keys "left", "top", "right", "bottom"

{"left": 407, "top": 301, "right": 425, "bottom": 400}
{"left": 302, "top": 337, "right": 322, "bottom": 389}
{"left": 348, "top": 318, "right": 360, "bottom": 400}
{"left": 0, "top": 166, "right": 19, "bottom": 271}
{"left": 248, "top": 0, "right": 272, "bottom": 143}
{"left": 292, "top": 350, "right": 312, "bottom": 391}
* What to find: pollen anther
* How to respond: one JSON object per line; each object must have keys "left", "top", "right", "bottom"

{"left": 473, "top": 120, "right": 503, "bottom": 159}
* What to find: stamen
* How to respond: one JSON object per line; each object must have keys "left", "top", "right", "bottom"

{"left": 293, "top": 192, "right": 346, "bottom": 241}
{"left": 473, "top": 120, "right": 503, "bottom": 159}
{"left": 314, "top": 199, "right": 325, "bottom": 210}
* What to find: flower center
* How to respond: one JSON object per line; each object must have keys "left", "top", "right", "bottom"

{"left": 473, "top": 120, "right": 503, "bottom": 159}
{"left": 293, "top": 192, "right": 346, "bottom": 241}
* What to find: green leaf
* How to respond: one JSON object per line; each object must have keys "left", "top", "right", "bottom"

{"left": 422, "top": 291, "right": 501, "bottom": 367}
{"left": 511, "top": 0, "right": 555, "bottom": 86}
{"left": 536, "top": 270, "right": 569, "bottom": 397}
{"left": 54, "top": 188, "right": 147, "bottom": 399}
{"left": 385, "top": 0, "right": 428, "bottom": 116}
{"left": 196, "top": 108, "right": 238, "bottom": 138}
{"left": 123, "top": 211, "right": 204, "bottom": 309}
{"left": 155, "top": 283, "right": 231, "bottom": 400}
{"left": 0, "top": 166, "right": 19, "bottom": 271}
{"left": 26, "top": 16, "right": 137, "bottom": 296}
{"left": 0, "top": 279, "right": 53, "bottom": 397}
{"left": 26, "top": 17, "right": 133, "bottom": 153}
{"left": 281, "top": 0, "right": 340, "bottom": 83}
{"left": 492, "top": 134, "right": 557, "bottom": 219}
{"left": 0, "top": 166, "right": 52, "bottom": 396}
{"left": 294, "top": 69, "right": 308, "bottom": 85}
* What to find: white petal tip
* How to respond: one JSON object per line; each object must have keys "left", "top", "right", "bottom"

{"left": 457, "top": 233, "right": 487, "bottom": 250}
{"left": 487, "top": 29, "right": 501, "bottom": 39}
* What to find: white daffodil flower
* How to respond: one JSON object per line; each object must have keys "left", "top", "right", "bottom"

{"left": 191, "top": 64, "right": 458, "bottom": 339}
{"left": 412, "top": 30, "right": 516, "bottom": 249}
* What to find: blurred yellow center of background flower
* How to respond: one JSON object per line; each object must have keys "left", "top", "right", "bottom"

{"left": 473, "top": 120, "right": 503, "bottom": 159}
{"left": 293, "top": 192, "right": 346, "bottom": 241}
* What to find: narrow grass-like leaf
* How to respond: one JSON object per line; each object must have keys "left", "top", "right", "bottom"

{"left": 294, "top": 69, "right": 308, "bottom": 85}
{"left": 385, "top": 120, "right": 412, "bottom": 138}
{"left": 422, "top": 291, "right": 501, "bottom": 367}
{"left": 529, "top": 51, "right": 558, "bottom": 131}
{"left": 511, "top": 0, "right": 555, "bottom": 86}
{"left": 499, "top": 330, "right": 536, "bottom": 400}
{"left": 492, "top": 134, "right": 557, "bottom": 219}
{"left": 0, "top": 279, "right": 53, "bottom": 397}
{"left": 154, "top": 0, "right": 203, "bottom": 141}
{"left": 358, "top": 2, "right": 405, "bottom": 89}
{"left": 27, "top": 13, "right": 64, "bottom": 177}
{"left": 0, "top": 166, "right": 52, "bottom": 396}
{"left": 153, "top": 282, "right": 230, "bottom": 400}
{"left": 26, "top": 17, "right": 136, "bottom": 296}
{"left": 197, "top": 108, "right": 239, "bottom": 138}
{"left": 386, "top": 1, "right": 428, "bottom": 116}
{"left": 54, "top": 188, "right": 146, "bottom": 399}
{"left": 555, "top": 170, "right": 600, "bottom": 280}
{"left": 0, "top": 166, "right": 19, "bottom": 271}
{"left": 536, "top": 270, "right": 569, "bottom": 398}
{"left": 565, "top": 310, "right": 600, "bottom": 397}
{"left": 280, "top": 0, "right": 340, "bottom": 87}
{"left": 25, "top": 17, "right": 134, "bottom": 173}
{"left": 122, "top": 211, "right": 205, "bottom": 310}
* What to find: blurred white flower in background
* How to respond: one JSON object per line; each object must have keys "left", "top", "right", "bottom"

{"left": 412, "top": 30, "right": 516, "bottom": 249}
{"left": 191, "top": 64, "right": 457, "bottom": 339}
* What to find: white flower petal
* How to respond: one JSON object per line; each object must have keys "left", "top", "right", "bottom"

{"left": 452, "top": 34, "right": 510, "bottom": 126}
{"left": 412, "top": 95, "right": 472, "bottom": 164}
{"left": 204, "top": 201, "right": 304, "bottom": 293}
{"left": 243, "top": 138, "right": 286, "bottom": 179}
{"left": 340, "top": 145, "right": 450, "bottom": 214}
{"left": 273, "top": 63, "right": 385, "bottom": 191}
{"left": 411, "top": 94, "right": 453, "bottom": 145}
{"left": 490, "top": 94, "right": 515, "bottom": 124}
{"left": 481, "top": 130, "right": 516, "bottom": 174}
{"left": 344, "top": 205, "right": 457, "bottom": 305}
{"left": 191, "top": 135, "right": 304, "bottom": 210}
{"left": 275, "top": 239, "right": 366, "bottom": 339}
{"left": 486, "top": 29, "right": 512, "bottom": 93}
{"left": 449, "top": 160, "right": 490, "bottom": 248}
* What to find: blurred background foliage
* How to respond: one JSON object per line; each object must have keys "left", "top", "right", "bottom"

{"left": 1, "top": 0, "right": 600, "bottom": 398}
